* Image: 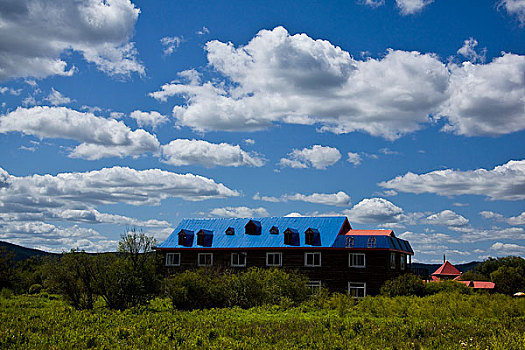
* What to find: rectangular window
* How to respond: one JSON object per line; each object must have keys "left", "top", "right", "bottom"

{"left": 165, "top": 253, "right": 180, "bottom": 266}
{"left": 390, "top": 252, "right": 396, "bottom": 269}
{"left": 231, "top": 252, "right": 247, "bottom": 267}
{"left": 304, "top": 252, "right": 321, "bottom": 267}
{"left": 266, "top": 252, "right": 282, "bottom": 266}
{"left": 306, "top": 280, "right": 322, "bottom": 294}
{"left": 348, "top": 253, "right": 366, "bottom": 268}
{"left": 198, "top": 253, "right": 213, "bottom": 266}
{"left": 348, "top": 282, "right": 366, "bottom": 298}
{"left": 400, "top": 254, "right": 406, "bottom": 270}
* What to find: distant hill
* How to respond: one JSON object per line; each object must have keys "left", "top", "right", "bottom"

{"left": 411, "top": 261, "right": 481, "bottom": 278}
{"left": 0, "top": 241, "right": 59, "bottom": 262}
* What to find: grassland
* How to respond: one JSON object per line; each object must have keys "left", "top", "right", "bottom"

{"left": 1, "top": 292, "right": 524, "bottom": 349}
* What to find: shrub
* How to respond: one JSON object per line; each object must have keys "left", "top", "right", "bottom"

{"left": 0, "top": 287, "right": 14, "bottom": 298}
{"left": 166, "top": 269, "right": 227, "bottom": 310}
{"left": 425, "top": 280, "right": 472, "bottom": 295}
{"left": 28, "top": 284, "right": 42, "bottom": 294}
{"left": 380, "top": 274, "right": 426, "bottom": 297}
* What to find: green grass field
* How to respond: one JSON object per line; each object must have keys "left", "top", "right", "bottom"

{"left": 1, "top": 293, "right": 524, "bottom": 349}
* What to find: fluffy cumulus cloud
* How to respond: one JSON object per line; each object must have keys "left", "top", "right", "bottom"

{"left": 498, "top": 0, "right": 525, "bottom": 26}
{"left": 459, "top": 226, "right": 525, "bottom": 242}
{"left": 254, "top": 191, "right": 351, "bottom": 207}
{"left": 508, "top": 212, "right": 525, "bottom": 226}
{"left": 480, "top": 210, "right": 525, "bottom": 226}
{"left": 45, "top": 88, "right": 72, "bottom": 106}
{"left": 395, "top": 0, "right": 434, "bottom": 15}
{"left": 343, "top": 197, "right": 407, "bottom": 224}
{"left": 130, "top": 110, "right": 169, "bottom": 129}
{"left": 424, "top": 210, "right": 469, "bottom": 227}
{"left": 380, "top": 160, "right": 525, "bottom": 201}
{"left": 490, "top": 242, "right": 525, "bottom": 256}
{"left": 160, "top": 36, "right": 183, "bottom": 55}
{"left": 347, "top": 152, "right": 362, "bottom": 166}
{"left": 0, "top": 166, "right": 238, "bottom": 251}
{"left": 457, "top": 38, "right": 486, "bottom": 63}
{"left": 161, "top": 139, "right": 265, "bottom": 167}
{"left": 439, "top": 54, "right": 525, "bottom": 137}
{"left": 151, "top": 27, "right": 524, "bottom": 139}
{"left": 280, "top": 145, "right": 341, "bottom": 169}
{"left": 0, "top": 106, "right": 160, "bottom": 159}
{"left": 210, "top": 206, "right": 269, "bottom": 218}
{"left": 0, "top": 0, "right": 144, "bottom": 81}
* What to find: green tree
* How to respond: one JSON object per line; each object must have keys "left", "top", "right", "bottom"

{"left": 0, "top": 247, "right": 15, "bottom": 290}
{"left": 490, "top": 266, "right": 525, "bottom": 295}
{"left": 475, "top": 256, "right": 525, "bottom": 278}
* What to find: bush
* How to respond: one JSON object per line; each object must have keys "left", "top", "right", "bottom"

{"left": 380, "top": 274, "right": 426, "bottom": 297}
{"left": 28, "top": 284, "right": 42, "bottom": 294}
{"left": 166, "top": 268, "right": 310, "bottom": 310}
{"left": 425, "top": 280, "right": 472, "bottom": 295}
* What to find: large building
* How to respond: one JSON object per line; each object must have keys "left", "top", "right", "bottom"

{"left": 155, "top": 216, "right": 414, "bottom": 296}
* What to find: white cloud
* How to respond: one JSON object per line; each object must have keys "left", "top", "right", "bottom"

{"left": 161, "top": 139, "right": 265, "bottom": 167}
{"left": 379, "top": 159, "right": 525, "bottom": 201}
{"left": 457, "top": 38, "right": 486, "bottom": 63}
{"left": 424, "top": 210, "right": 469, "bottom": 227}
{"left": 45, "top": 88, "right": 72, "bottom": 105}
{"left": 395, "top": 0, "right": 434, "bottom": 15}
{"left": 459, "top": 226, "right": 525, "bottom": 242}
{"left": 196, "top": 26, "right": 210, "bottom": 35}
{"left": 439, "top": 54, "right": 525, "bottom": 137}
{"left": 210, "top": 206, "right": 269, "bottom": 218}
{"left": 0, "top": 87, "right": 21, "bottom": 95}
{"left": 360, "top": 0, "right": 385, "bottom": 8}
{"left": 280, "top": 145, "right": 341, "bottom": 169}
{"left": 343, "top": 197, "right": 407, "bottom": 224}
{"left": 0, "top": 106, "right": 160, "bottom": 159}
{"left": 253, "top": 191, "right": 351, "bottom": 206}
{"left": 130, "top": 110, "right": 169, "bottom": 129}
{"left": 0, "top": 0, "right": 144, "bottom": 81}
{"left": 398, "top": 231, "right": 457, "bottom": 244}
{"left": 244, "top": 138, "right": 255, "bottom": 145}
{"left": 480, "top": 210, "right": 505, "bottom": 221}
{"left": 508, "top": 212, "right": 525, "bottom": 226}
{"left": 151, "top": 27, "right": 525, "bottom": 139}
{"left": 161, "top": 36, "right": 183, "bottom": 55}
{"left": 347, "top": 152, "right": 362, "bottom": 166}
{"left": 498, "top": 0, "right": 525, "bottom": 26}
{"left": 489, "top": 242, "right": 525, "bottom": 256}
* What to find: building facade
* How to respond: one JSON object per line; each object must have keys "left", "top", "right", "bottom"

{"left": 155, "top": 216, "right": 414, "bottom": 296}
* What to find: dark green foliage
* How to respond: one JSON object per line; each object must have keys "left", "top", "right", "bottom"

{"left": 28, "top": 284, "right": 42, "bottom": 294}
{"left": 425, "top": 280, "right": 472, "bottom": 295}
{"left": 380, "top": 273, "right": 426, "bottom": 297}
{"left": 491, "top": 266, "right": 525, "bottom": 295}
{"left": 0, "top": 247, "right": 15, "bottom": 290}
{"left": 167, "top": 268, "right": 310, "bottom": 310}
{"left": 458, "top": 271, "right": 490, "bottom": 281}
{"left": 475, "top": 256, "right": 525, "bottom": 277}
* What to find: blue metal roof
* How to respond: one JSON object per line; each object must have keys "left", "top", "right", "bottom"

{"left": 157, "top": 216, "right": 413, "bottom": 254}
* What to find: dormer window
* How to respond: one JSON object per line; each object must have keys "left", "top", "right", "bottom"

{"left": 305, "top": 228, "right": 320, "bottom": 246}
{"left": 177, "top": 229, "right": 194, "bottom": 247}
{"left": 197, "top": 229, "right": 213, "bottom": 247}
{"left": 284, "top": 228, "right": 299, "bottom": 246}
{"left": 270, "top": 226, "right": 279, "bottom": 234}
{"left": 225, "top": 227, "right": 235, "bottom": 235}
{"left": 345, "top": 236, "right": 354, "bottom": 248}
{"left": 367, "top": 237, "right": 376, "bottom": 248}
{"left": 245, "top": 220, "right": 262, "bottom": 235}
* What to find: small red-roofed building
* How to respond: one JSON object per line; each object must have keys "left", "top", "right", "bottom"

{"left": 429, "top": 261, "right": 495, "bottom": 291}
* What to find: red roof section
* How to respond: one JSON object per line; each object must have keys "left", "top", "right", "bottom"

{"left": 471, "top": 281, "right": 495, "bottom": 289}
{"left": 432, "top": 261, "right": 462, "bottom": 277}
{"left": 345, "top": 229, "right": 395, "bottom": 237}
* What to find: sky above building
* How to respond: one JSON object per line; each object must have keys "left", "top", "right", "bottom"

{"left": 0, "top": 0, "right": 524, "bottom": 263}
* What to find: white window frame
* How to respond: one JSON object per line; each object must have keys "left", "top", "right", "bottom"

{"left": 306, "top": 280, "right": 322, "bottom": 294}
{"left": 266, "top": 252, "right": 282, "bottom": 266}
{"left": 348, "top": 253, "right": 366, "bottom": 268}
{"left": 304, "top": 252, "right": 321, "bottom": 267}
{"left": 231, "top": 252, "right": 247, "bottom": 267}
{"left": 400, "top": 254, "right": 406, "bottom": 270}
{"left": 348, "top": 282, "right": 366, "bottom": 298}
{"left": 390, "top": 252, "right": 396, "bottom": 269}
{"left": 165, "top": 252, "right": 180, "bottom": 266}
{"left": 197, "top": 253, "right": 213, "bottom": 267}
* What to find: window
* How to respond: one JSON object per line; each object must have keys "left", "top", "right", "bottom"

{"left": 390, "top": 252, "right": 396, "bottom": 269}
{"left": 165, "top": 253, "right": 180, "bottom": 266}
{"left": 266, "top": 252, "right": 282, "bottom": 266}
{"left": 198, "top": 253, "right": 213, "bottom": 266}
{"left": 348, "top": 282, "right": 366, "bottom": 298}
{"left": 305, "top": 228, "right": 320, "bottom": 246}
{"left": 345, "top": 236, "right": 354, "bottom": 248}
{"left": 231, "top": 252, "right": 247, "bottom": 267}
{"left": 284, "top": 228, "right": 299, "bottom": 246}
{"left": 400, "top": 254, "right": 406, "bottom": 270}
{"left": 349, "top": 253, "right": 366, "bottom": 268}
{"left": 367, "top": 237, "right": 376, "bottom": 248}
{"left": 270, "top": 226, "right": 279, "bottom": 234}
{"left": 225, "top": 227, "right": 235, "bottom": 235}
{"left": 178, "top": 234, "right": 185, "bottom": 246}
{"left": 304, "top": 252, "right": 321, "bottom": 267}
{"left": 306, "top": 280, "right": 322, "bottom": 294}
{"left": 245, "top": 220, "right": 261, "bottom": 235}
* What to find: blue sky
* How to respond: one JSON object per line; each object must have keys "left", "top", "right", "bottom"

{"left": 0, "top": 0, "right": 524, "bottom": 263}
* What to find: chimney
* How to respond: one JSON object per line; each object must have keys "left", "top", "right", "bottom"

{"left": 443, "top": 254, "right": 446, "bottom": 263}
